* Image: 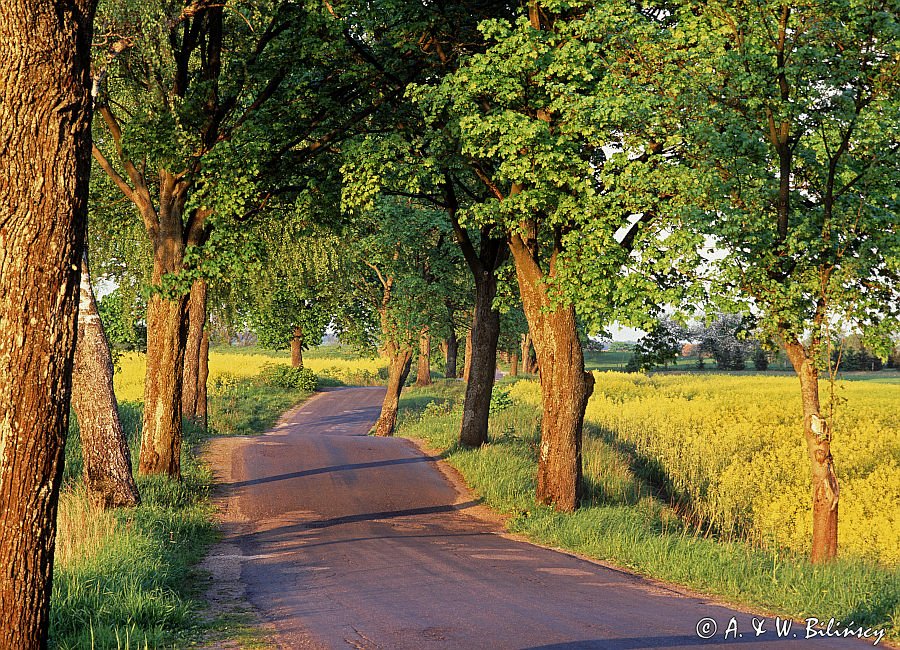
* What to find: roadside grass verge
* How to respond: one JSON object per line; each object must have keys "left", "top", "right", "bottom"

{"left": 395, "top": 379, "right": 899, "bottom": 643}
{"left": 51, "top": 373, "right": 313, "bottom": 648}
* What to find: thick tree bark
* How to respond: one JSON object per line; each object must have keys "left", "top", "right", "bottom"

{"left": 445, "top": 333, "right": 459, "bottom": 379}
{"left": 290, "top": 326, "right": 304, "bottom": 368}
{"left": 463, "top": 329, "right": 473, "bottom": 382}
{"left": 140, "top": 292, "right": 188, "bottom": 477}
{"left": 72, "top": 252, "right": 140, "bottom": 509}
{"left": 0, "top": 1, "right": 96, "bottom": 644}
{"left": 459, "top": 268, "right": 502, "bottom": 447}
{"left": 182, "top": 278, "right": 208, "bottom": 426}
{"left": 509, "top": 352, "right": 519, "bottom": 377}
{"left": 374, "top": 345, "right": 413, "bottom": 436}
{"left": 509, "top": 234, "right": 594, "bottom": 512}
{"left": 785, "top": 341, "right": 839, "bottom": 563}
{"left": 416, "top": 329, "right": 432, "bottom": 386}
{"left": 139, "top": 195, "right": 190, "bottom": 478}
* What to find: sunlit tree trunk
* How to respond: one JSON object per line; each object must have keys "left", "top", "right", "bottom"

{"left": 415, "top": 328, "right": 432, "bottom": 386}
{"left": 0, "top": 0, "right": 96, "bottom": 643}
{"left": 462, "top": 329, "right": 473, "bottom": 382}
{"left": 785, "top": 340, "right": 839, "bottom": 563}
{"left": 139, "top": 184, "right": 190, "bottom": 479}
{"left": 182, "top": 278, "right": 208, "bottom": 427}
{"left": 198, "top": 330, "right": 209, "bottom": 430}
{"left": 72, "top": 251, "right": 140, "bottom": 509}
{"left": 510, "top": 233, "right": 593, "bottom": 512}
{"left": 290, "top": 326, "right": 304, "bottom": 368}
{"left": 509, "top": 352, "right": 519, "bottom": 377}
{"left": 375, "top": 343, "right": 413, "bottom": 436}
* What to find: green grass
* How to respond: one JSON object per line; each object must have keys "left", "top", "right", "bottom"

{"left": 52, "top": 374, "right": 312, "bottom": 649}
{"left": 395, "top": 380, "right": 899, "bottom": 643}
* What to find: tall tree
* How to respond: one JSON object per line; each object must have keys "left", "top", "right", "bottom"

{"left": 416, "top": 1, "right": 696, "bottom": 510}
{"left": 0, "top": 0, "right": 97, "bottom": 645}
{"left": 341, "top": 199, "right": 459, "bottom": 436}
{"left": 445, "top": 182, "right": 509, "bottom": 446}
{"left": 72, "top": 249, "right": 141, "bottom": 509}
{"left": 667, "top": 0, "right": 900, "bottom": 561}
{"left": 90, "top": 0, "right": 377, "bottom": 476}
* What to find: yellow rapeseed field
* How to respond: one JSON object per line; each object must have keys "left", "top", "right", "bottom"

{"left": 507, "top": 373, "right": 900, "bottom": 564}
{"left": 113, "top": 349, "right": 386, "bottom": 402}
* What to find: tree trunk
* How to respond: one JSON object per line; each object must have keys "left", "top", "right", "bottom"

{"left": 445, "top": 334, "right": 459, "bottom": 379}
{"left": 140, "top": 292, "right": 188, "bottom": 477}
{"left": 416, "top": 329, "right": 432, "bottom": 386}
{"left": 509, "top": 235, "right": 594, "bottom": 512}
{"left": 72, "top": 251, "right": 140, "bottom": 509}
{"left": 510, "top": 352, "right": 519, "bottom": 377}
{"left": 785, "top": 341, "right": 839, "bottom": 563}
{"left": 522, "top": 332, "right": 536, "bottom": 374}
{"left": 182, "top": 278, "right": 208, "bottom": 427}
{"left": 531, "top": 308, "right": 593, "bottom": 511}
{"left": 0, "top": 0, "right": 96, "bottom": 643}
{"left": 290, "top": 326, "right": 304, "bottom": 369}
{"left": 463, "top": 329, "right": 473, "bottom": 382}
{"left": 374, "top": 345, "right": 413, "bottom": 436}
{"left": 198, "top": 330, "right": 209, "bottom": 431}
{"left": 139, "top": 201, "right": 189, "bottom": 479}
{"left": 459, "top": 273, "right": 501, "bottom": 447}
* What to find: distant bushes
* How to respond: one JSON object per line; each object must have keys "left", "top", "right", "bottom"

{"left": 316, "top": 365, "right": 383, "bottom": 386}
{"left": 258, "top": 364, "right": 319, "bottom": 392}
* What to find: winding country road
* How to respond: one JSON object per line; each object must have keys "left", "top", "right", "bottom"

{"left": 203, "top": 387, "right": 879, "bottom": 649}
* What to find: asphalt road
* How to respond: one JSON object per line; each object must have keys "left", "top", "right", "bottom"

{"left": 204, "top": 386, "right": 881, "bottom": 649}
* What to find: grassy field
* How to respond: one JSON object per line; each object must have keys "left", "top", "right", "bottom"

{"left": 395, "top": 377, "right": 899, "bottom": 642}
{"left": 51, "top": 359, "right": 314, "bottom": 648}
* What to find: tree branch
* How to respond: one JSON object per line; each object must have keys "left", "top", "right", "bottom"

{"left": 91, "top": 144, "right": 135, "bottom": 202}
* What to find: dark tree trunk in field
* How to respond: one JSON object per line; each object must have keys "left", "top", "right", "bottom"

{"left": 182, "top": 279, "right": 208, "bottom": 427}
{"left": 416, "top": 329, "right": 432, "bottom": 386}
{"left": 785, "top": 341, "right": 839, "bottom": 563}
{"left": 0, "top": 1, "right": 96, "bottom": 644}
{"left": 290, "top": 326, "right": 304, "bottom": 368}
{"left": 375, "top": 345, "right": 413, "bottom": 437}
{"left": 445, "top": 333, "right": 459, "bottom": 379}
{"left": 509, "top": 234, "right": 594, "bottom": 512}
{"left": 509, "top": 352, "right": 519, "bottom": 377}
{"left": 72, "top": 252, "right": 140, "bottom": 509}
{"left": 459, "top": 259, "right": 503, "bottom": 447}
{"left": 463, "top": 330, "right": 473, "bottom": 382}
{"left": 446, "top": 182, "right": 508, "bottom": 446}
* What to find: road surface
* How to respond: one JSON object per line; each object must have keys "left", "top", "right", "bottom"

{"left": 203, "top": 387, "right": 881, "bottom": 649}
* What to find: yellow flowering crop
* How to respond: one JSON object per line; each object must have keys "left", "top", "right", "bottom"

{"left": 507, "top": 373, "right": 900, "bottom": 564}
{"left": 113, "top": 350, "right": 386, "bottom": 402}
